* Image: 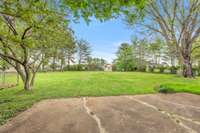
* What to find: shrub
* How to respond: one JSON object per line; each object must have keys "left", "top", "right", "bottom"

{"left": 148, "top": 66, "right": 155, "bottom": 73}
{"left": 137, "top": 66, "right": 146, "bottom": 72}
{"left": 192, "top": 67, "right": 199, "bottom": 76}
{"left": 154, "top": 85, "right": 176, "bottom": 94}
{"left": 157, "top": 66, "right": 165, "bottom": 73}
{"left": 170, "top": 66, "right": 179, "bottom": 74}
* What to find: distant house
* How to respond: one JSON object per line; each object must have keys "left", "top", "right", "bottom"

{"left": 104, "top": 64, "right": 112, "bottom": 71}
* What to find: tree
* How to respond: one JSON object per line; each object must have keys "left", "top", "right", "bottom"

{"left": 87, "top": 57, "right": 107, "bottom": 71}
{"left": 0, "top": 0, "right": 70, "bottom": 90}
{"left": 115, "top": 43, "right": 135, "bottom": 71}
{"left": 131, "top": 38, "right": 148, "bottom": 71}
{"left": 126, "top": 0, "right": 200, "bottom": 78}
{"left": 148, "top": 38, "right": 163, "bottom": 66}
{"left": 77, "top": 39, "right": 91, "bottom": 70}
{"left": 65, "top": 35, "right": 76, "bottom": 70}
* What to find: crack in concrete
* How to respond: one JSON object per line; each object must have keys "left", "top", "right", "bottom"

{"left": 127, "top": 96, "right": 198, "bottom": 133}
{"left": 83, "top": 97, "right": 108, "bottom": 133}
{"left": 155, "top": 97, "right": 200, "bottom": 110}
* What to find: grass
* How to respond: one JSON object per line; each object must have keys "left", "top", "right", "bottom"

{"left": 0, "top": 71, "right": 200, "bottom": 125}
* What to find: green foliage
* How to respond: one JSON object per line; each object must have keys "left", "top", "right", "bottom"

{"left": 154, "top": 85, "right": 176, "bottom": 94}
{"left": 77, "top": 39, "right": 91, "bottom": 65}
{"left": 0, "top": 0, "right": 71, "bottom": 62}
{"left": 157, "top": 66, "right": 166, "bottom": 73}
{"left": 168, "top": 66, "right": 179, "bottom": 74}
{"left": 0, "top": 59, "right": 9, "bottom": 71}
{"left": 131, "top": 38, "right": 148, "bottom": 71}
{"left": 60, "top": 0, "right": 146, "bottom": 23}
{"left": 87, "top": 57, "right": 106, "bottom": 71}
{"left": 115, "top": 43, "right": 136, "bottom": 71}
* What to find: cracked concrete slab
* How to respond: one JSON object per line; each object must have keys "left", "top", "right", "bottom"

{"left": 0, "top": 93, "right": 200, "bottom": 133}
{"left": 134, "top": 93, "right": 200, "bottom": 121}
{"left": 86, "top": 96, "right": 188, "bottom": 133}
{"left": 0, "top": 98, "right": 99, "bottom": 133}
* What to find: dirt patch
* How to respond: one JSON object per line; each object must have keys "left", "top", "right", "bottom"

{"left": 0, "top": 93, "right": 199, "bottom": 133}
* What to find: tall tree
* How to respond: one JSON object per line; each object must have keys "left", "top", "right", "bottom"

{"left": 115, "top": 43, "right": 135, "bottom": 71}
{"left": 126, "top": 0, "right": 200, "bottom": 78}
{"left": 131, "top": 38, "right": 148, "bottom": 71}
{"left": 65, "top": 35, "right": 76, "bottom": 70}
{"left": 77, "top": 40, "right": 91, "bottom": 68}
{"left": 148, "top": 38, "right": 163, "bottom": 66}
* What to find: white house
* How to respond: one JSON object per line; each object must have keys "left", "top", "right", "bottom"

{"left": 104, "top": 64, "right": 112, "bottom": 71}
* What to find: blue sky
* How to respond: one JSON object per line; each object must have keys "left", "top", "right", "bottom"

{"left": 70, "top": 18, "right": 139, "bottom": 63}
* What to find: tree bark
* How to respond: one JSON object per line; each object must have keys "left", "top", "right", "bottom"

{"left": 42, "top": 63, "right": 45, "bottom": 72}
{"left": 52, "top": 54, "right": 56, "bottom": 71}
{"left": 24, "top": 77, "right": 31, "bottom": 90}
{"left": 24, "top": 65, "right": 32, "bottom": 90}
{"left": 182, "top": 51, "right": 194, "bottom": 78}
{"left": 30, "top": 72, "right": 36, "bottom": 87}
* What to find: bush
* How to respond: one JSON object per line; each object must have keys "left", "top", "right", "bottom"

{"left": 192, "top": 67, "right": 200, "bottom": 76}
{"left": 137, "top": 66, "right": 146, "bottom": 72}
{"left": 198, "top": 69, "right": 200, "bottom": 76}
{"left": 148, "top": 66, "right": 155, "bottom": 73}
{"left": 169, "top": 66, "right": 179, "bottom": 74}
{"left": 157, "top": 66, "right": 165, "bottom": 73}
{"left": 154, "top": 85, "right": 176, "bottom": 94}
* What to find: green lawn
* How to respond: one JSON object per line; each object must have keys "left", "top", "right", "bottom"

{"left": 0, "top": 71, "right": 200, "bottom": 125}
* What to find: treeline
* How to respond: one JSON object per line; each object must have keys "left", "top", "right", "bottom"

{"left": 0, "top": 38, "right": 107, "bottom": 72}
{"left": 113, "top": 37, "right": 200, "bottom": 76}
{"left": 39, "top": 39, "right": 106, "bottom": 72}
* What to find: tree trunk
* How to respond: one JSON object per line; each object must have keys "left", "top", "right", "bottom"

{"left": 52, "top": 55, "right": 56, "bottom": 71}
{"left": 42, "top": 63, "right": 45, "bottom": 72}
{"left": 23, "top": 65, "right": 32, "bottom": 91}
{"left": 24, "top": 78, "right": 31, "bottom": 90}
{"left": 182, "top": 51, "right": 193, "bottom": 78}
{"left": 60, "top": 61, "right": 63, "bottom": 71}
{"left": 170, "top": 56, "right": 176, "bottom": 67}
{"left": 67, "top": 57, "right": 70, "bottom": 70}
{"left": 30, "top": 72, "right": 36, "bottom": 87}
{"left": 60, "top": 59, "right": 64, "bottom": 71}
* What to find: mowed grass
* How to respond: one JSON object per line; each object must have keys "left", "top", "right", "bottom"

{"left": 0, "top": 71, "right": 200, "bottom": 125}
